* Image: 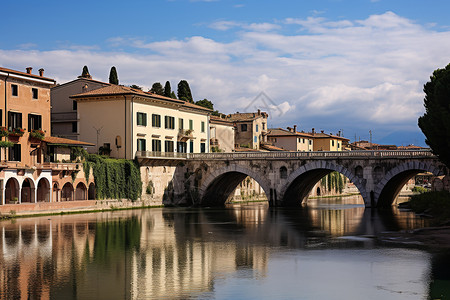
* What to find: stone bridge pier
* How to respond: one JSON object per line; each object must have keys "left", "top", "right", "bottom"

{"left": 155, "top": 150, "right": 447, "bottom": 208}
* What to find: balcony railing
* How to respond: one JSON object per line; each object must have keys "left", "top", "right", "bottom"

{"left": 36, "top": 162, "right": 82, "bottom": 171}
{"left": 135, "top": 150, "right": 435, "bottom": 160}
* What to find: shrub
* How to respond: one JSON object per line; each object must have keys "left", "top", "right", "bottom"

{"left": 409, "top": 191, "right": 450, "bottom": 223}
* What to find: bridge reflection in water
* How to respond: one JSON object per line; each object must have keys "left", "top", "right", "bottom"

{"left": 0, "top": 203, "right": 441, "bottom": 299}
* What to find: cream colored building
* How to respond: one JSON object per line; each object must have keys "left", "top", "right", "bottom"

{"left": 267, "top": 127, "right": 314, "bottom": 152}
{"left": 209, "top": 116, "right": 235, "bottom": 152}
{"left": 71, "top": 85, "right": 211, "bottom": 159}
{"left": 51, "top": 71, "right": 110, "bottom": 140}
{"left": 310, "top": 129, "right": 349, "bottom": 151}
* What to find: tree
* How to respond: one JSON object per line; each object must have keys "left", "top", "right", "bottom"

{"left": 81, "top": 65, "right": 91, "bottom": 78}
{"left": 195, "top": 99, "right": 214, "bottom": 110}
{"left": 170, "top": 91, "right": 177, "bottom": 99}
{"left": 109, "top": 66, "right": 119, "bottom": 85}
{"left": 129, "top": 84, "right": 142, "bottom": 90}
{"left": 164, "top": 81, "right": 172, "bottom": 98}
{"left": 150, "top": 82, "right": 164, "bottom": 95}
{"left": 177, "top": 80, "right": 193, "bottom": 103}
{"left": 418, "top": 63, "right": 450, "bottom": 168}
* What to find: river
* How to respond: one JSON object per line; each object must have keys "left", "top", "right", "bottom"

{"left": 1, "top": 196, "right": 449, "bottom": 299}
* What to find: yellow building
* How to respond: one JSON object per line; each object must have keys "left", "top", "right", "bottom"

{"left": 310, "top": 129, "right": 349, "bottom": 151}
{"left": 71, "top": 85, "right": 212, "bottom": 159}
{"left": 267, "top": 127, "right": 314, "bottom": 152}
{"left": 226, "top": 110, "right": 268, "bottom": 150}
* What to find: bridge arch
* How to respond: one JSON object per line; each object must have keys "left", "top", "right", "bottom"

{"left": 198, "top": 164, "right": 271, "bottom": 206}
{"left": 279, "top": 160, "right": 370, "bottom": 206}
{"left": 374, "top": 161, "right": 445, "bottom": 207}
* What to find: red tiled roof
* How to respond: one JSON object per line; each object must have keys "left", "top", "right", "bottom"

{"left": 268, "top": 128, "right": 314, "bottom": 138}
{"left": 0, "top": 66, "right": 55, "bottom": 83}
{"left": 43, "top": 136, "right": 94, "bottom": 146}
{"left": 260, "top": 144, "right": 287, "bottom": 151}
{"left": 210, "top": 116, "right": 235, "bottom": 126}
{"left": 226, "top": 112, "right": 268, "bottom": 122}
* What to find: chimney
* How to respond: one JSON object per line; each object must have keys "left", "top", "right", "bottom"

{"left": 293, "top": 125, "right": 297, "bottom": 132}
{"left": 312, "top": 128, "right": 315, "bottom": 135}
{"left": 257, "top": 109, "right": 261, "bottom": 115}
{"left": 38, "top": 68, "right": 44, "bottom": 77}
{"left": 338, "top": 130, "right": 341, "bottom": 137}
{"left": 321, "top": 130, "right": 324, "bottom": 133}
{"left": 26, "top": 67, "right": 32, "bottom": 74}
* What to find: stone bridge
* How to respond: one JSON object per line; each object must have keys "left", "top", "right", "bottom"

{"left": 137, "top": 150, "right": 447, "bottom": 208}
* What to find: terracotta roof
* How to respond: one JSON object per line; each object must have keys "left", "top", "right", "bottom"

{"left": 181, "top": 101, "right": 213, "bottom": 112}
{"left": 234, "top": 147, "right": 261, "bottom": 152}
{"left": 260, "top": 144, "right": 287, "bottom": 151}
{"left": 51, "top": 77, "right": 111, "bottom": 90}
{"left": 210, "top": 116, "right": 235, "bottom": 126}
{"left": 226, "top": 112, "right": 268, "bottom": 122}
{"left": 397, "top": 145, "right": 429, "bottom": 150}
{"left": 0, "top": 66, "right": 55, "bottom": 83}
{"left": 309, "top": 132, "right": 350, "bottom": 141}
{"left": 268, "top": 128, "right": 314, "bottom": 138}
{"left": 43, "top": 136, "right": 94, "bottom": 146}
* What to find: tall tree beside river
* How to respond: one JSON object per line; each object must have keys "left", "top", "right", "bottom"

{"left": 418, "top": 63, "right": 450, "bottom": 168}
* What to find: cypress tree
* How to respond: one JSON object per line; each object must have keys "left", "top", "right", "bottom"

{"left": 164, "top": 81, "right": 172, "bottom": 98}
{"left": 177, "top": 80, "right": 193, "bottom": 103}
{"left": 81, "top": 65, "right": 90, "bottom": 78}
{"left": 109, "top": 66, "right": 119, "bottom": 85}
{"left": 170, "top": 91, "right": 177, "bottom": 99}
{"left": 150, "top": 82, "right": 164, "bottom": 95}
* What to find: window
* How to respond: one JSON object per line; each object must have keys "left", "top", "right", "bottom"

{"left": 137, "top": 139, "right": 146, "bottom": 151}
{"left": 137, "top": 112, "right": 147, "bottom": 126}
{"left": 165, "top": 140, "right": 174, "bottom": 152}
{"left": 254, "top": 136, "right": 257, "bottom": 143}
{"left": 72, "top": 122, "right": 77, "bottom": 133}
{"left": 32, "top": 88, "right": 38, "bottom": 99}
{"left": 338, "top": 142, "right": 341, "bottom": 149}
{"left": 28, "top": 114, "right": 42, "bottom": 131}
{"left": 73, "top": 100, "right": 77, "bottom": 110}
{"left": 152, "top": 139, "right": 161, "bottom": 152}
{"left": 309, "top": 140, "right": 312, "bottom": 145}
{"left": 256, "top": 124, "right": 259, "bottom": 132}
{"left": 152, "top": 114, "right": 161, "bottom": 127}
{"left": 179, "top": 118, "right": 184, "bottom": 130}
{"left": 165, "top": 116, "right": 175, "bottom": 129}
{"left": 9, "top": 144, "right": 21, "bottom": 161}
{"left": 332, "top": 140, "right": 335, "bottom": 147}
{"left": 262, "top": 122, "right": 266, "bottom": 130}
{"left": 177, "top": 141, "right": 187, "bottom": 153}
{"left": 190, "top": 141, "right": 194, "bottom": 153}
{"left": 8, "top": 112, "right": 22, "bottom": 130}
{"left": 201, "top": 121, "right": 205, "bottom": 133}
{"left": 200, "top": 143, "right": 206, "bottom": 153}
{"left": 11, "top": 84, "right": 18, "bottom": 96}
{"left": 189, "top": 119, "right": 193, "bottom": 130}
{"left": 241, "top": 124, "right": 247, "bottom": 131}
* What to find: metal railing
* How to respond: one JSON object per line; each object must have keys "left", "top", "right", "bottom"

{"left": 135, "top": 150, "right": 435, "bottom": 160}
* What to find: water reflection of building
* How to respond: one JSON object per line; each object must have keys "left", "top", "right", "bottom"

{"left": 130, "top": 209, "right": 269, "bottom": 299}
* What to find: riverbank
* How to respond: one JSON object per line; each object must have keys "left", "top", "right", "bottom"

{"left": 379, "top": 226, "right": 450, "bottom": 249}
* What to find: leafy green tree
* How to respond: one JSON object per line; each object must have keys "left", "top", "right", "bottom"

{"left": 129, "top": 84, "right": 142, "bottom": 90}
{"left": 177, "top": 80, "right": 193, "bottom": 103}
{"left": 109, "top": 66, "right": 119, "bottom": 85}
{"left": 418, "top": 63, "right": 450, "bottom": 168}
{"left": 81, "top": 65, "right": 90, "bottom": 78}
{"left": 150, "top": 82, "right": 164, "bottom": 95}
{"left": 195, "top": 99, "right": 214, "bottom": 110}
{"left": 164, "top": 81, "right": 172, "bottom": 98}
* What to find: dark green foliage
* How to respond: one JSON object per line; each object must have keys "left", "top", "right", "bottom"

{"left": 338, "top": 173, "right": 344, "bottom": 194}
{"left": 83, "top": 154, "right": 142, "bottom": 201}
{"left": 409, "top": 191, "right": 450, "bottom": 223}
{"left": 170, "top": 91, "right": 177, "bottom": 99}
{"left": 109, "top": 66, "right": 119, "bottom": 85}
{"left": 81, "top": 66, "right": 90, "bottom": 78}
{"left": 177, "top": 80, "right": 193, "bottom": 103}
{"left": 195, "top": 99, "right": 214, "bottom": 110}
{"left": 70, "top": 146, "right": 87, "bottom": 161}
{"left": 129, "top": 84, "right": 142, "bottom": 90}
{"left": 150, "top": 82, "right": 164, "bottom": 95}
{"left": 164, "top": 81, "right": 172, "bottom": 98}
{"left": 418, "top": 63, "right": 450, "bottom": 168}
{"left": 327, "top": 173, "right": 332, "bottom": 192}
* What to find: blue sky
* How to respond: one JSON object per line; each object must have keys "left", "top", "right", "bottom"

{"left": 3, "top": 0, "right": 450, "bottom": 146}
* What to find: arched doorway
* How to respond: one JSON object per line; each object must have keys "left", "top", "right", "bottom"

{"left": 75, "top": 182, "right": 87, "bottom": 200}
{"left": 53, "top": 182, "right": 59, "bottom": 202}
{"left": 88, "top": 183, "right": 95, "bottom": 200}
{"left": 61, "top": 182, "right": 74, "bottom": 201}
{"left": 5, "top": 178, "right": 20, "bottom": 204}
{"left": 37, "top": 178, "right": 51, "bottom": 202}
{"left": 316, "top": 187, "right": 321, "bottom": 196}
{"left": 21, "top": 178, "right": 35, "bottom": 203}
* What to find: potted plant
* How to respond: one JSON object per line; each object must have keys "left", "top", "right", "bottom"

{"left": 8, "top": 127, "right": 25, "bottom": 137}
{"left": 30, "top": 129, "right": 45, "bottom": 141}
{"left": 0, "top": 127, "right": 9, "bottom": 137}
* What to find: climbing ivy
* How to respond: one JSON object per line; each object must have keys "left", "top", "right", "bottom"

{"left": 83, "top": 154, "right": 142, "bottom": 201}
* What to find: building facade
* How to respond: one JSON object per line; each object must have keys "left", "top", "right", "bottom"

{"left": 51, "top": 72, "right": 110, "bottom": 140}
{"left": 225, "top": 110, "right": 268, "bottom": 150}
{"left": 209, "top": 116, "right": 235, "bottom": 152}
{"left": 310, "top": 129, "right": 349, "bottom": 151}
{"left": 72, "top": 85, "right": 211, "bottom": 159}
{"left": 267, "top": 127, "right": 314, "bottom": 152}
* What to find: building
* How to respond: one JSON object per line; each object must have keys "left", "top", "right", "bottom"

{"left": 51, "top": 70, "right": 110, "bottom": 140}
{"left": 309, "top": 129, "right": 349, "bottom": 151}
{"left": 225, "top": 110, "right": 268, "bottom": 150}
{"left": 0, "top": 66, "right": 94, "bottom": 205}
{"left": 209, "top": 116, "right": 235, "bottom": 152}
{"left": 267, "top": 126, "right": 314, "bottom": 152}
{"left": 71, "top": 85, "right": 212, "bottom": 159}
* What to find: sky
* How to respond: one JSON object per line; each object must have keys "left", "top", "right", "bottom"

{"left": 2, "top": 0, "right": 450, "bottom": 146}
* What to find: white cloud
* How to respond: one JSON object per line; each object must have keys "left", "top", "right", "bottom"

{"left": 2, "top": 11, "right": 450, "bottom": 144}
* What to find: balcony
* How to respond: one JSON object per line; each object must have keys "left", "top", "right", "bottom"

{"left": 36, "top": 162, "right": 82, "bottom": 171}
{"left": 177, "top": 129, "right": 193, "bottom": 142}
{"left": 210, "top": 138, "right": 219, "bottom": 146}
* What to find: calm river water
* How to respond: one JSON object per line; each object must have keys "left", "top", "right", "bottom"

{"left": 1, "top": 196, "right": 450, "bottom": 299}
